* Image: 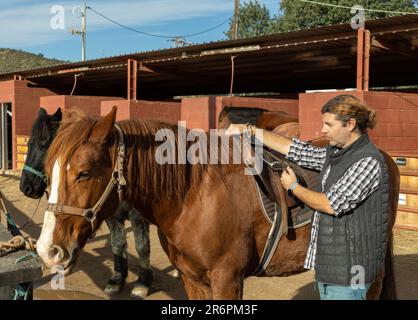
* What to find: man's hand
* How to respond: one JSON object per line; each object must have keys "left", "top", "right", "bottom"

{"left": 280, "top": 166, "right": 297, "bottom": 190}
{"left": 282, "top": 165, "right": 335, "bottom": 215}
{"left": 225, "top": 124, "right": 248, "bottom": 135}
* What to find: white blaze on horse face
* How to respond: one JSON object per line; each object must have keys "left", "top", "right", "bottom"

{"left": 36, "top": 159, "right": 60, "bottom": 265}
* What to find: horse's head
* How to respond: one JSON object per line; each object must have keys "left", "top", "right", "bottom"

{"left": 20, "top": 107, "right": 62, "bottom": 199}
{"left": 36, "top": 107, "right": 120, "bottom": 274}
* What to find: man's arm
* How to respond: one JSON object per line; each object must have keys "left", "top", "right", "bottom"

{"left": 255, "top": 129, "right": 293, "bottom": 156}
{"left": 282, "top": 157, "right": 381, "bottom": 217}
{"left": 225, "top": 123, "right": 327, "bottom": 171}
{"left": 291, "top": 184, "right": 335, "bottom": 216}
{"left": 225, "top": 123, "right": 292, "bottom": 155}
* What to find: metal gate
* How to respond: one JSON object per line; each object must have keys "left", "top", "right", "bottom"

{"left": 0, "top": 102, "right": 12, "bottom": 170}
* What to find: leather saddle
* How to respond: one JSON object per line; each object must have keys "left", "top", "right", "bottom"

{"left": 248, "top": 122, "right": 322, "bottom": 275}
{"left": 249, "top": 122, "right": 311, "bottom": 235}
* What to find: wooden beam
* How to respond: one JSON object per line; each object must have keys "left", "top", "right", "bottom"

{"left": 371, "top": 36, "right": 418, "bottom": 60}
{"left": 142, "top": 64, "right": 220, "bottom": 81}
{"left": 139, "top": 62, "right": 158, "bottom": 73}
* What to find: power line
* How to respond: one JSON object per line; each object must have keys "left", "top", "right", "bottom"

{"left": 298, "top": 0, "right": 418, "bottom": 15}
{"left": 87, "top": 6, "right": 232, "bottom": 40}
{"left": 181, "top": 18, "right": 232, "bottom": 38}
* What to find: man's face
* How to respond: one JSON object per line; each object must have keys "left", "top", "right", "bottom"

{"left": 321, "top": 112, "right": 352, "bottom": 148}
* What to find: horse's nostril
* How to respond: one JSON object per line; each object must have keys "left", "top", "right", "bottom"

{"left": 48, "top": 245, "right": 64, "bottom": 261}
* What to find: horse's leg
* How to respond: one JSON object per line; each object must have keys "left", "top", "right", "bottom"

{"left": 156, "top": 228, "right": 180, "bottom": 279}
{"left": 128, "top": 208, "right": 153, "bottom": 299}
{"left": 366, "top": 269, "right": 384, "bottom": 300}
{"left": 181, "top": 275, "right": 213, "bottom": 300}
{"left": 210, "top": 268, "right": 244, "bottom": 300}
{"left": 104, "top": 212, "right": 128, "bottom": 295}
{"left": 367, "top": 235, "right": 397, "bottom": 300}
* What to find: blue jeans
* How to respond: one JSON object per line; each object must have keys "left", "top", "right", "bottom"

{"left": 317, "top": 281, "right": 371, "bottom": 300}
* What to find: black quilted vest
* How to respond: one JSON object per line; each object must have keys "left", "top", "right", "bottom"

{"left": 315, "top": 134, "right": 389, "bottom": 285}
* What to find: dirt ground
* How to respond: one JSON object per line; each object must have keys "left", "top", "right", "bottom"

{"left": 1, "top": 174, "right": 417, "bottom": 300}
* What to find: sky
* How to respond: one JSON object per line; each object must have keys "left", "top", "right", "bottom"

{"left": 0, "top": 0, "right": 280, "bottom": 62}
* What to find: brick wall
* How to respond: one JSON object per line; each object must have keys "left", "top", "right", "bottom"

{"left": 101, "top": 100, "right": 182, "bottom": 124}
{"left": 0, "top": 80, "right": 15, "bottom": 102}
{"left": 364, "top": 92, "right": 418, "bottom": 153}
{"left": 181, "top": 97, "right": 216, "bottom": 131}
{"left": 3, "top": 80, "right": 56, "bottom": 169}
{"left": 40, "top": 95, "right": 124, "bottom": 117}
{"left": 298, "top": 91, "right": 418, "bottom": 153}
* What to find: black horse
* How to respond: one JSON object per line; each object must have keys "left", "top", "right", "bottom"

{"left": 19, "top": 107, "right": 154, "bottom": 299}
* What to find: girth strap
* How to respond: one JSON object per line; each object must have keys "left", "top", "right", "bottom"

{"left": 251, "top": 146, "right": 290, "bottom": 275}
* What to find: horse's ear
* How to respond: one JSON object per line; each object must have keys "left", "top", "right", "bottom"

{"left": 272, "top": 122, "right": 301, "bottom": 139}
{"left": 38, "top": 107, "right": 47, "bottom": 116}
{"left": 52, "top": 107, "right": 62, "bottom": 121}
{"left": 89, "top": 106, "right": 117, "bottom": 144}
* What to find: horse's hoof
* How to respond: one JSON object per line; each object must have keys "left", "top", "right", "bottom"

{"left": 130, "top": 283, "right": 149, "bottom": 299}
{"left": 104, "top": 273, "right": 125, "bottom": 296}
{"left": 168, "top": 269, "right": 180, "bottom": 278}
{"left": 104, "top": 283, "right": 123, "bottom": 296}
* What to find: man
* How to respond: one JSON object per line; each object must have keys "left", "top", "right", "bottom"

{"left": 226, "top": 95, "right": 390, "bottom": 300}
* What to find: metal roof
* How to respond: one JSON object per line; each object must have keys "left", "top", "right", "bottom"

{"left": 1, "top": 14, "right": 417, "bottom": 99}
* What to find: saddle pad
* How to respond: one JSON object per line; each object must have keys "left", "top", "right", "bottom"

{"left": 254, "top": 179, "right": 313, "bottom": 229}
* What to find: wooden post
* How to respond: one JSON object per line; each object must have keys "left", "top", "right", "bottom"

{"left": 356, "top": 28, "right": 365, "bottom": 91}
{"left": 356, "top": 28, "right": 371, "bottom": 91}
{"left": 127, "top": 59, "right": 138, "bottom": 100}
{"left": 363, "top": 29, "right": 371, "bottom": 91}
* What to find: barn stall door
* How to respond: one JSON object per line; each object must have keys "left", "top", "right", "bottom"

{"left": 0, "top": 102, "right": 12, "bottom": 169}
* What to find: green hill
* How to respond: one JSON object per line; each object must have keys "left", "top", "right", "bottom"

{"left": 0, "top": 48, "right": 66, "bottom": 74}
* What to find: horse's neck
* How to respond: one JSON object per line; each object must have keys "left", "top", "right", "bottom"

{"left": 118, "top": 121, "right": 184, "bottom": 229}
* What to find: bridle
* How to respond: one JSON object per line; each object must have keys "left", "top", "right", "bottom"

{"left": 22, "top": 165, "right": 48, "bottom": 184}
{"left": 45, "top": 125, "right": 127, "bottom": 235}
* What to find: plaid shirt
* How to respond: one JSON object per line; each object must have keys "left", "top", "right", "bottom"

{"left": 285, "top": 139, "right": 381, "bottom": 270}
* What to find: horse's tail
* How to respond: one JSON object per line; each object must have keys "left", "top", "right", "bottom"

{"left": 379, "top": 233, "right": 397, "bottom": 300}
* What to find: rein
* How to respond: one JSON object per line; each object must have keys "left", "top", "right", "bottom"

{"left": 45, "top": 124, "right": 127, "bottom": 235}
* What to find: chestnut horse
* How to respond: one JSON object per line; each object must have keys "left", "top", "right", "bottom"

{"left": 36, "top": 107, "right": 398, "bottom": 299}
{"left": 21, "top": 108, "right": 153, "bottom": 298}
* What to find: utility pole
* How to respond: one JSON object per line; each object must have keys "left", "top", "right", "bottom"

{"left": 81, "top": 2, "right": 87, "bottom": 62}
{"left": 232, "top": 0, "right": 240, "bottom": 40}
{"left": 70, "top": 2, "right": 87, "bottom": 61}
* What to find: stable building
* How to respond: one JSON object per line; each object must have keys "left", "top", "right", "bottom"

{"left": 0, "top": 14, "right": 417, "bottom": 229}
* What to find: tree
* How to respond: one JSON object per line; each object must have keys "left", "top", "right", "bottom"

{"left": 276, "top": 0, "right": 418, "bottom": 32}
{"left": 225, "top": 1, "right": 272, "bottom": 39}
{"left": 224, "top": 0, "right": 417, "bottom": 39}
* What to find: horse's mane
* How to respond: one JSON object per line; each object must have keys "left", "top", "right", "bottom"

{"left": 46, "top": 108, "right": 237, "bottom": 203}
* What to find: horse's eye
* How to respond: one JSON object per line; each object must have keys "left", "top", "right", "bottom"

{"left": 76, "top": 171, "right": 90, "bottom": 181}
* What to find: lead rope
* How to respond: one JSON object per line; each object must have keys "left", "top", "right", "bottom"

{"left": 0, "top": 191, "right": 38, "bottom": 300}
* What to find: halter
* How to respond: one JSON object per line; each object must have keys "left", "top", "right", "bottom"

{"left": 45, "top": 125, "right": 127, "bottom": 235}
{"left": 23, "top": 165, "right": 47, "bottom": 184}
